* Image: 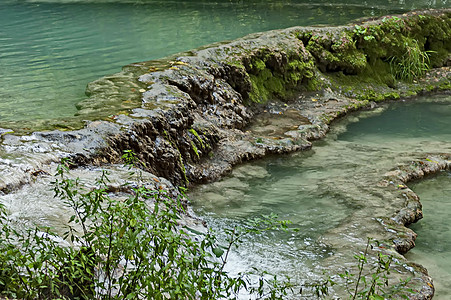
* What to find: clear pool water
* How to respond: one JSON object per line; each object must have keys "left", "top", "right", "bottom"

{"left": 406, "top": 171, "right": 451, "bottom": 300}
{"left": 1, "top": 0, "right": 447, "bottom": 132}
{"left": 189, "top": 94, "right": 451, "bottom": 297}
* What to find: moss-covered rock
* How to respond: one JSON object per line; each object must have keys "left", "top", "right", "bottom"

{"left": 77, "top": 9, "right": 450, "bottom": 123}
{"left": 290, "top": 10, "right": 450, "bottom": 102}
{"left": 304, "top": 29, "right": 368, "bottom": 74}
{"left": 69, "top": 9, "right": 451, "bottom": 189}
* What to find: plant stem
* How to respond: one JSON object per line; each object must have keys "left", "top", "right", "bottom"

{"left": 352, "top": 239, "right": 371, "bottom": 300}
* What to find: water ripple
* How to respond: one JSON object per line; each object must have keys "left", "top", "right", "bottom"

{"left": 0, "top": 0, "right": 447, "bottom": 130}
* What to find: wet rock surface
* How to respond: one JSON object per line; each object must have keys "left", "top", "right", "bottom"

{"left": 0, "top": 9, "right": 450, "bottom": 299}
{"left": 382, "top": 155, "right": 451, "bottom": 251}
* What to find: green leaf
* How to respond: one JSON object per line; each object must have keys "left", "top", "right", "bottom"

{"left": 183, "top": 226, "right": 205, "bottom": 236}
{"left": 212, "top": 247, "right": 224, "bottom": 258}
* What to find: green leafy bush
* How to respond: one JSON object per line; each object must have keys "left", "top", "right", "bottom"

{"left": 0, "top": 156, "right": 295, "bottom": 299}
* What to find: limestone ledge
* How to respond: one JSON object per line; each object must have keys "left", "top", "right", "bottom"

{"left": 379, "top": 155, "right": 451, "bottom": 253}
{"left": 81, "top": 8, "right": 450, "bottom": 188}
{"left": 372, "top": 154, "right": 450, "bottom": 299}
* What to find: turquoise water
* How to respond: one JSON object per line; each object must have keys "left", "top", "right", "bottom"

{"left": 0, "top": 0, "right": 448, "bottom": 132}
{"left": 189, "top": 152, "right": 355, "bottom": 290}
{"left": 338, "top": 98, "right": 451, "bottom": 142}
{"left": 406, "top": 171, "right": 451, "bottom": 300}
{"left": 189, "top": 95, "right": 451, "bottom": 297}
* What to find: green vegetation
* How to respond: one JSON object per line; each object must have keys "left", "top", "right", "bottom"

{"left": 337, "top": 240, "right": 412, "bottom": 299}
{"left": 177, "top": 151, "right": 189, "bottom": 186}
{"left": 308, "top": 238, "right": 413, "bottom": 299}
{"left": 188, "top": 127, "right": 210, "bottom": 161}
{"left": 0, "top": 155, "right": 296, "bottom": 299}
{"left": 290, "top": 12, "right": 450, "bottom": 103}
{"left": 353, "top": 25, "right": 375, "bottom": 42}
{"left": 389, "top": 40, "right": 432, "bottom": 82}
{"left": 0, "top": 154, "right": 427, "bottom": 299}
{"left": 188, "top": 128, "right": 205, "bottom": 150}
{"left": 305, "top": 31, "right": 367, "bottom": 75}
{"left": 243, "top": 49, "right": 316, "bottom": 104}
{"left": 190, "top": 140, "right": 200, "bottom": 158}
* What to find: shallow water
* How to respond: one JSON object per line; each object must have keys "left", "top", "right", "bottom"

{"left": 189, "top": 158, "right": 350, "bottom": 286}
{"left": 1, "top": 0, "right": 448, "bottom": 132}
{"left": 189, "top": 94, "right": 451, "bottom": 296}
{"left": 406, "top": 171, "right": 451, "bottom": 300}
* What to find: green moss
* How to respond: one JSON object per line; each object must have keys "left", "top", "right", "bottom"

{"left": 324, "top": 65, "right": 396, "bottom": 102}
{"left": 361, "top": 59, "right": 395, "bottom": 86}
{"left": 383, "top": 91, "right": 400, "bottom": 99}
{"left": 287, "top": 60, "right": 315, "bottom": 83}
{"left": 439, "top": 82, "right": 451, "bottom": 90}
{"left": 305, "top": 31, "right": 368, "bottom": 74}
{"left": 177, "top": 152, "right": 189, "bottom": 186}
{"left": 190, "top": 141, "right": 200, "bottom": 159}
{"left": 305, "top": 37, "right": 334, "bottom": 63}
{"left": 249, "top": 72, "right": 286, "bottom": 103}
{"left": 252, "top": 59, "right": 266, "bottom": 72}
{"left": 428, "top": 41, "right": 450, "bottom": 67}
{"left": 246, "top": 50, "right": 316, "bottom": 104}
{"left": 304, "top": 77, "right": 322, "bottom": 91}
{"left": 339, "top": 50, "right": 367, "bottom": 72}
{"left": 188, "top": 128, "right": 205, "bottom": 149}
{"left": 426, "top": 85, "right": 435, "bottom": 92}
{"left": 357, "top": 89, "right": 384, "bottom": 102}
{"left": 405, "top": 90, "right": 418, "bottom": 97}
{"left": 233, "top": 12, "right": 449, "bottom": 106}
{"left": 344, "top": 100, "right": 370, "bottom": 110}
{"left": 226, "top": 59, "right": 245, "bottom": 69}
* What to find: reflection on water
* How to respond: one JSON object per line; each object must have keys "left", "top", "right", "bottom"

{"left": 0, "top": 0, "right": 447, "bottom": 131}
{"left": 339, "top": 98, "right": 451, "bottom": 142}
{"left": 406, "top": 171, "right": 451, "bottom": 300}
{"left": 189, "top": 94, "right": 451, "bottom": 296}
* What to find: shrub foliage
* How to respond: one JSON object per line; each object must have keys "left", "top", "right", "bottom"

{"left": 0, "top": 157, "right": 294, "bottom": 299}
